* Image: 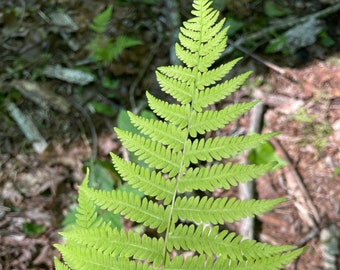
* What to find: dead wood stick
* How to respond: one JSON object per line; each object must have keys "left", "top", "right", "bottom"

{"left": 5, "top": 101, "right": 48, "bottom": 153}
{"left": 272, "top": 138, "right": 321, "bottom": 228}
{"left": 11, "top": 80, "right": 71, "bottom": 114}
{"left": 227, "top": 39, "right": 312, "bottom": 93}
{"left": 296, "top": 227, "right": 320, "bottom": 247}
{"left": 165, "top": 0, "right": 181, "bottom": 65}
{"left": 238, "top": 101, "right": 265, "bottom": 240}
{"left": 227, "top": 39, "right": 294, "bottom": 80}
{"left": 223, "top": 3, "right": 340, "bottom": 56}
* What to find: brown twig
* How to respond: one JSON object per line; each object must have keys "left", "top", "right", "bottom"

{"left": 296, "top": 227, "right": 320, "bottom": 247}
{"left": 227, "top": 39, "right": 300, "bottom": 85}
{"left": 228, "top": 40, "right": 285, "bottom": 74}
{"left": 272, "top": 138, "right": 321, "bottom": 228}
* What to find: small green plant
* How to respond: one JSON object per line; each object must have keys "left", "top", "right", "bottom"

{"left": 293, "top": 108, "right": 332, "bottom": 151}
{"left": 23, "top": 222, "right": 46, "bottom": 236}
{"left": 86, "top": 5, "right": 142, "bottom": 65}
{"left": 248, "top": 141, "right": 286, "bottom": 170}
{"left": 264, "top": 0, "right": 291, "bottom": 18}
{"left": 86, "top": 5, "right": 142, "bottom": 115}
{"left": 334, "top": 167, "right": 340, "bottom": 177}
{"left": 54, "top": 0, "right": 305, "bottom": 269}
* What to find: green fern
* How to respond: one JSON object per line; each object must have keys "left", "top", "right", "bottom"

{"left": 89, "top": 5, "right": 113, "bottom": 33}
{"left": 54, "top": 0, "right": 305, "bottom": 269}
{"left": 87, "top": 5, "right": 141, "bottom": 64}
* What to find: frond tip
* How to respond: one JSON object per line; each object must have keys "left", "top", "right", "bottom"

{"left": 54, "top": 0, "right": 304, "bottom": 269}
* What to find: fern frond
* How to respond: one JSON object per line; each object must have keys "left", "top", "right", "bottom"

{"left": 196, "top": 57, "right": 241, "bottom": 90}
{"left": 115, "top": 128, "right": 181, "bottom": 176}
{"left": 84, "top": 188, "right": 170, "bottom": 233}
{"left": 89, "top": 5, "right": 112, "bottom": 33}
{"left": 175, "top": 43, "right": 198, "bottom": 70}
{"left": 176, "top": 3, "right": 226, "bottom": 72}
{"left": 110, "top": 154, "right": 175, "bottom": 204}
{"left": 179, "top": 16, "right": 224, "bottom": 44}
{"left": 164, "top": 254, "right": 214, "bottom": 270}
{"left": 111, "top": 36, "right": 142, "bottom": 60}
{"left": 212, "top": 248, "right": 306, "bottom": 270}
{"left": 157, "top": 66, "right": 196, "bottom": 85}
{"left": 185, "top": 132, "right": 278, "bottom": 164}
{"left": 55, "top": 244, "right": 153, "bottom": 270}
{"left": 74, "top": 169, "right": 105, "bottom": 229}
{"left": 54, "top": 258, "right": 70, "bottom": 270}
{"left": 173, "top": 196, "right": 286, "bottom": 224}
{"left": 128, "top": 112, "right": 185, "bottom": 151}
{"left": 157, "top": 57, "right": 241, "bottom": 98}
{"left": 178, "top": 162, "right": 277, "bottom": 192}
{"left": 188, "top": 101, "right": 258, "bottom": 136}
{"left": 165, "top": 247, "right": 305, "bottom": 270}
{"left": 146, "top": 92, "right": 190, "bottom": 128}
{"left": 55, "top": 0, "right": 304, "bottom": 268}
{"left": 193, "top": 71, "right": 252, "bottom": 111}
{"left": 60, "top": 227, "right": 164, "bottom": 265}
{"left": 197, "top": 27, "right": 228, "bottom": 71}
{"left": 156, "top": 70, "right": 194, "bottom": 104}
{"left": 168, "top": 224, "right": 298, "bottom": 260}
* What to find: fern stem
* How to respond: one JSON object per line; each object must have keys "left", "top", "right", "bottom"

{"left": 161, "top": 2, "right": 206, "bottom": 266}
{"left": 161, "top": 114, "right": 191, "bottom": 267}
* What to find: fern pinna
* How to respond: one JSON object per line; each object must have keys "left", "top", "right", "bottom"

{"left": 54, "top": 0, "right": 305, "bottom": 269}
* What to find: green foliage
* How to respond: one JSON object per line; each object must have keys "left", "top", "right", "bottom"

{"left": 86, "top": 4, "right": 142, "bottom": 113}
{"left": 264, "top": 0, "right": 291, "bottom": 18}
{"left": 23, "top": 222, "right": 46, "bottom": 236}
{"left": 225, "top": 16, "right": 244, "bottom": 36}
{"left": 292, "top": 108, "right": 332, "bottom": 151}
{"left": 54, "top": 0, "right": 305, "bottom": 269}
{"left": 89, "top": 101, "right": 117, "bottom": 117}
{"left": 86, "top": 160, "right": 117, "bottom": 191}
{"left": 319, "top": 30, "right": 335, "bottom": 48}
{"left": 248, "top": 141, "right": 286, "bottom": 170}
{"left": 87, "top": 5, "right": 142, "bottom": 64}
{"left": 265, "top": 34, "right": 287, "bottom": 54}
{"left": 334, "top": 167, "right": 340, "bottom": 177}
{"left": 89, "top": 5, "right": 113, "bottom": 34}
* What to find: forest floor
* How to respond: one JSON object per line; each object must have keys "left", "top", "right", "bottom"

{"left": 0, "top": 0, "right": 339, "bottom": 269}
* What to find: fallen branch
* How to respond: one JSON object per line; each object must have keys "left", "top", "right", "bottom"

{"left": 5, "top": 101, "right": 48, "bottom": 153}
{"left": 227, "top": 39, "right": 296, "bottom": 81}
{"left": 272, "top": 138, "right": 321, "bottom": 228}
{"left": 11, "top": 80, "right": 71, "bottom": 114}
{"left": 223, "top": 3, "right": 340, "bottom": 56}
{"left": 165, "top": 0, "right": 181, "bottom": 65}
{"left": 238, "top": 101, "right": 265, "bottom": 240}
